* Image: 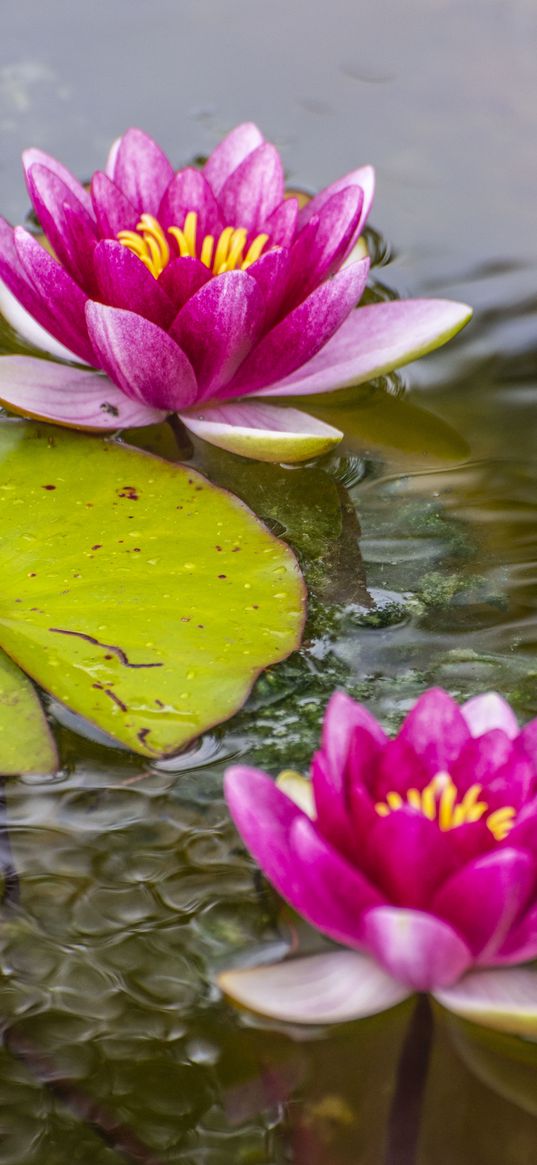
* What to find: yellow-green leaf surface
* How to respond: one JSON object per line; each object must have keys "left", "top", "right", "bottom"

{"left": 0, "top": 422, "right": 305, "bottom": 757}
{"left": 0, "top": 648, "right": 58, "bottom": 774}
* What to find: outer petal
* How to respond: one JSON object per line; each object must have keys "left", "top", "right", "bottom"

{"left": 90, "top": 171, "right": 139, "bottom": 238}
{"left": 491, "top": 900, "right": 537, "bottom": 966}
{"left": 435, "top": 967, "right": 537, "bottom": 1038}
{"left": 158, "top": 167, "right": 222, "bottom": 236}
{"left": 462, "top": 693, "right": 519, "bottom": 739}
{"left": 110, "top": 128, "right": 174, "bottom": 215}
{"left": 0, "top": 280, "right": 79, "bottom": 361}
{"left": 229, "top": 259, "right": 370, "bottom": 395}
{"left": 360, "top": 907, "right": 472, "bottom": 991}
{"left": 218, "top": 950, "right": 410, "bottom": 1026}
{"left": 14, "top": 227, "right": 95, "bottom": 364}
{"left": 24, "top": 163, "right": 98, "bottom": 290}
{"left": 290, "top": 815, "right": 386, "bottom": 947}
{"left": 219, "top": 143, "right": 285, "bottom": 233}
{"left": 203, "top": 122, "right": 265, "bottom": 196}
{"left": 179, "top": 400, "right": 342, "bottom": 463}
{"left": 85, "top": 302, "right": 198, "bottom": 410}
{"left": 432, "top": 848, "right": 536, "bottom": 961}
{"left": 171, "top": 269, "right": 264, "bottom": 397}
{"left": 22, "top": 148, "right": 93, "bottom": 216}
{"left": 298, "top": 164, "right": 376, "bottom": 244}
{"left": 224, "top": 764, "right": 308, "bottom": 897}
{"left": 257, "top": 299, "right": 473, "bottom": 397}
{"left": 93, "top": 240, "right": 175, "bottom": 327}
{"left": 0, "top": 356, "right": 164, "bottom": 429}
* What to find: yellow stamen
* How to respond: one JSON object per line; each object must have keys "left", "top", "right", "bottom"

{"left": 242, "top": 232, "right": 270, "bottom": 269}
{"left": 226, "top": 228, "right": 248, "bottom": 270}
{"left": 168, "top": 226, "right": 191, "bottom": 259}
{"left": 183, "top": 211, "right": 198, "bottom": 256}
{"left": 374, "top": 771, "right": 516, "bottom": 842}
{"left": 213, "top": 225, "right": 234, "bottom": 273}
{"left": 200, "top": 234, "right": 214, "bottom": 269}
{"left": 118, "top": 209, "right": 271, "bottom": 280}
{"left": 487, "top": 806, "right": 517, "bottom": 841}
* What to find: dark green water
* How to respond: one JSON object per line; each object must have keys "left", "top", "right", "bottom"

{"left": 0, "top": 1, "right": 536, "bottom": 1161}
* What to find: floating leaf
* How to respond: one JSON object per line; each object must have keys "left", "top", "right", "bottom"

{"left": 0, "top": 648, "right": 57, "bottom": 774}
{"left": 0, "top": 422, "right": 305, "bottom": 757}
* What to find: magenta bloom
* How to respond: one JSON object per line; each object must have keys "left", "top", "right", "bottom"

{"left": 0, "top": 124, "right": 471, "bottom": 461}
{"left": 221, "top": 689, "right": 537, "bottom": 1034}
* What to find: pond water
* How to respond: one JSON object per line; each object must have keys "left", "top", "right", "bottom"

{"left": 0, "top": 1, "right": 537, "bottom": 1161}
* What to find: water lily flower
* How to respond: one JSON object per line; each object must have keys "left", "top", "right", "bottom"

{"left": 0, "top": 125, "right": 472, "bottom": 462}
{"left": 221, "top": 689, "right": 537, "bottom": 1035}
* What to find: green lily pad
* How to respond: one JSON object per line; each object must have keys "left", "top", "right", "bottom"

{"left": 0, "top": 648, "right": 58, "bottom": 774}
{"left": 0, "top": 422, "right": 305, "bottom": 757}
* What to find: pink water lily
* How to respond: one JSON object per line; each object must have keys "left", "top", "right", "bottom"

{"left": 0, "top": 124, "right": 472, "bottom": 462}
{"left": 221, "top": 689, "right": 537, "bottom": 1035}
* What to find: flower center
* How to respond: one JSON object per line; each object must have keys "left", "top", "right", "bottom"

{"left": 374, "top": 772, "right": 516, "bottom": 841}
{"left": 117, "top": 211, "right": 270, "bottom": 280}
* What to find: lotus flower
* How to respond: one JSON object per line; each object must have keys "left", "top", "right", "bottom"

{"left": 221, "top": 689, "right": 537, "bottom": 1035}
{"left": 0, "top": 124, "right": 472, "bottom": 462}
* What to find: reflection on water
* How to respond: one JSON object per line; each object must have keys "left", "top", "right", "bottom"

{"left": 1, "top": 0, "right": 537, "bottom": 1160}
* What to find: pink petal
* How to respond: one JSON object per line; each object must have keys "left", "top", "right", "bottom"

{"left": 24, "top": 163, "right": 98, "bottom": 290}
{"left": 0, "top": 280, "right": 79, "bottom": 361}
{"left": 85, "top": 302, "right": 198, "bottom": 410}
{"left": 229, "top": 259, "right": 370, "bottom": 395}
{"left": 493, "top": 899, "right": 537, "bottom": 966}
{"left": 396, "top": 688, "right": 471, "bottom": 779}
{"left": 157, "top": 256, "right": 212, "bottom": 310}
{"left": 22, "top": 148, "right": 93, "bottom": 216}
{"left": 298, "top": 164, "right": 376, "bottom": 245}
{"left": 312, "top": 691, "right": 385, "bottom": 854}
{"left": 14, "top": 227, "right": 95, "bottom": 364}
{"left": 245, "top": 248, "right": 290, "bottom": 325}
{"left": 289, "top": 815, "right": 386, "bottom": 948}
{"left": 264, "top": 198, "right": 299, "bottom": 248}
{"left": 203, "top": 122, "right": 265, "bottom": 196}
{"left": 0, "top": 356, "right": 163, "bottom": 429}
{"left": 224, "top": 764, "right": 307, "bottom": 899}
{"left": 218, "top": 950, "right": 409, "bottom": 1025}
{"left": 158, "top": 167, "right": 222, "bottom": 236}
{"left": 109, "top": 128, "right": 174, "bottom": 215}
{"left": 93, "top": 240, "right": 174, "bottom": 327}
{"left": 179, "top": 399, "right": 342, "bottom": 463}
{"left": 374, "top": 737, "right": 429, "bottom": 800}
{"left": 219, "top": 143, "right": 285, "bottom": 233}
{"left": 171, "top": 269, "right": 263, "bottom": 398}
{"left": 360, "top": 906, "right": 472, "bottom": 991}
{"left": 432, "top": 848, "right": 536, "bottom": 961}
{"left": 320, "top": 689, "right": 386, "bottom": 783}
{"left": 435, "top": 966, "right": 537, "bottom": 1038}
{"left": 364, "top": 809, "right": 457, "bottom": 910}
{"left": 91, "top": 171, "right": 139, "bottom": 238}
{"left": 257, "top": 299, "right": 473, "bottom": 397}
{"left": 462, "top": 693, "right": 519, "bottom": 739}
{"left": 285, "top": 186, "right": 365, "bottom": 306}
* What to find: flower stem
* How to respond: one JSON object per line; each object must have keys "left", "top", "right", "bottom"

{"left": 384, "top": 994, "right": 433, "bottom": 1165}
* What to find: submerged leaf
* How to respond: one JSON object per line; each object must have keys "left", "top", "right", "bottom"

{"left": 0, "top": 422, "right": 305, "bottom": 757}
{"left": 0, "top": 648, "right": 58, "bottom": 775}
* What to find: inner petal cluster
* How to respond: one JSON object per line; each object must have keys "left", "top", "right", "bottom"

{"left": 117, "top": 211, "right": 270, "bottom": 279}
{"left": 375, "top": 771, "right": 517, "bottom": 841}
